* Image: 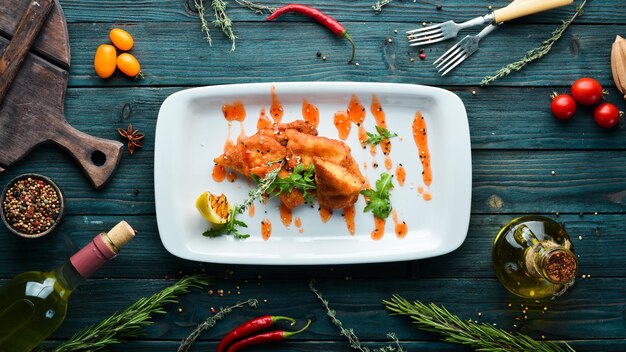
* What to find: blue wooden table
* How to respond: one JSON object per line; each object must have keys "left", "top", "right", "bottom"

{"left": 2, "top": 1, "right": 626, "bottom": 351}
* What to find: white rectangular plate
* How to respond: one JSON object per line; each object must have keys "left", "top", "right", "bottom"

{"left": 155, "top": 82, "right": 471, "bottom": 265}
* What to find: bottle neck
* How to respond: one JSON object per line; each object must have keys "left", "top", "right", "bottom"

{"left": 52, "top": 261, "right": 85, "bottom": 296}
{"left": 58, "top": 233, "right": 118, "bottom": 290}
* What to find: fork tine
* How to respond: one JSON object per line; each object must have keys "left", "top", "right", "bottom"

{"left": 407, "top": 28, "right": 443, "bottom": 39}
{"left": 406, "top": 24, "right": 441, "bottom": 35}
{"left": 441, "top": 54, "right": 468, "bottom": 76}
{"left": 408, "top": 36, "right": 446, "bottom": 47}
{"left": 433, "top": 44, "right": 460, "bottom": 65}
{"left": 435, "top": 47, "right": 462, "bottom": 69}
{"left": 437, "top": 49, "right": 465, "bottom": 72}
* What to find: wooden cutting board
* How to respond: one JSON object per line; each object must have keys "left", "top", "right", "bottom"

{"left": 0, "top": 0, "right": 123, "bottom": 189}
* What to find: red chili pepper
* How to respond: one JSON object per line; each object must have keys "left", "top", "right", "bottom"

{"left": 216, "top": 315, "right": 295, "bottom": 352}
{"left": 225, "top": 320, "right": 311, "bottom": 352}
{"left": 266, "top": 4, "right": 356, "bottom": 63}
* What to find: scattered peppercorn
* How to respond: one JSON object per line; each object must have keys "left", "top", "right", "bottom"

{"left": 419, "top": 53, "right": 426, "bottom": 60}
{"left": 316, "top": 51, "right": 321, "bottom": 57}
{"left": 436, "top": 4, "right": 442, "bottom": 10}
{"left": 2, "top": 177, "right": 61, "bottom": 235}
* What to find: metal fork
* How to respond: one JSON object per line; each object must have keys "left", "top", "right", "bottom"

{"left": 407, "top": 0, "right": 573, "bottom": 47}
{"left": 433, "top": 24, "right": 499, "bottom": 76}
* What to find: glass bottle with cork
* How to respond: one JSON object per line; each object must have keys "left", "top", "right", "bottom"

{"left": 492, "top": 215, "right": 578, "bottom": 299}
{"left": 0, "top": 221, "right": 135, "bottom": 352}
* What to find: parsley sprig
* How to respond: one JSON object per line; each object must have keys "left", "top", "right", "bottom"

{"left": 364, "top": 126, "right": 398, "bottom": 146}
{"left": 360, "top": 172, "right": 394, "bottom": 220}
{"left": 267, "top": 164, "right": 317, "bottom": 204}
{"left": 203, "top": 162, "right": 283, "bottom": 239}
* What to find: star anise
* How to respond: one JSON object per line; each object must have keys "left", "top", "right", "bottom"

{"left": 118, "top": 124, "right": 144, "bottom": 155}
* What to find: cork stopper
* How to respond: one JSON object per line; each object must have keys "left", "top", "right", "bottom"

{"left": 101, "top": 221, "right": 135, "bottom": 254}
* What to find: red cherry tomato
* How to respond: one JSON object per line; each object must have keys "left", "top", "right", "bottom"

{"left": 571, "top": 78, "right": 603, "bottom": 106}
{"left": 550, "top": 94, "right": 576, "bottom": 120}
{"left": 593, "top": 102, "right": 620, "bottom": 128}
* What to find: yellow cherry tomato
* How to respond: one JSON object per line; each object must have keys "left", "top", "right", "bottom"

{"left": 94, "top": 44, "right": 117, "bottom": 79}
{"left": 116, "top": 53, "right": 141, "bottom": 77}
{"left": 109, "top": 28, "right": 134, "bottom": 51}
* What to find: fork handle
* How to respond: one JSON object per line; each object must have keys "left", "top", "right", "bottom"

{"left": 493, "top": 0, "right": 573, "bottom": 23}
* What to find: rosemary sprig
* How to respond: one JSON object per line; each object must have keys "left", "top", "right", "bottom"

{"left": 235, "top": 0, "right": 276, "bottom": 14}
{"left": 364, "top": 126, "right": 398, "bottom": 146}
{"left": 267, "top": 164, "right": 317, "bottom": 204}
{"left": 212, "top": 0, "right": 237, "bottom": 51}
{"left": 481, "top": 0, "right": 588, "bottom": 86}
{"left": 372, "top": 0, "right": 394, "bottom": 12}
{"left": 203, "top": 161, "right": 283, "bottom": 239}
{"left": 50, "top": 276, "right": 209, "bottom": 352}
{"left": 383, "top": 294, "right": 576, "bottom": 352}
{"left": 194, "top": 0, "right": 212, "bottom": 45}
{"left": 309, "top": 280, "right": 406, "bottom": 352}
{"left": 178, "top": 299, "right": 259, "bottom": 352}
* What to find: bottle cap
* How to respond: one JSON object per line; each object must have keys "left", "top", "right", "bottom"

{"left": 543, "top": 249, "right": 578, "bottom": 284}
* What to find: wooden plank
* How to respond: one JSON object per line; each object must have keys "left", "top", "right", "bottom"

{"left": 63, "top": 23, "right": 624, "bottom": 87}
{"left": 44, "top": 340, "right": 626, "bottom": 352}
{"left": 63, "top": 86, "right": 626, "bottom": 151}
{"left": 55, "top": 0, "right": 626, "bottom": 25}
{"left": 1, "top": 149, "right": 626, "bottom": 215}
{"left": 0, "top": 277, "right": 617, "bottom": 340}
{"left": 0, "top": 214, "right": 622, "bottom": 279}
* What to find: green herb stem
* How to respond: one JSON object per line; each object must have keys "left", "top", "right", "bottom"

{"left": 211, "top": 0, "right": 237, "bottom": 51}
{"left": 372, "top": 0, "right": 394, "bottom": 12}
{"left": 50, "top": 276, "right": 209, "bottom": 352}
{"left": 364, "top": 126, "right": 398, "bottom": 147}
{"left": 310, "top": 280, "right": 406, "bottom": 352}
{"left": 383, "top": 295, "right": 575, "bottom": 352}
{"left": 481, "top": 0, "right": 588, "bottom": 86}
{"left": 194, "top": 0, "right": 212, "bottom": 45}
{"left": 234, "top": 0, "right": 276, "bottom": 14}
{"left": 177, "top": 299, "right": 259, "bottom": 352}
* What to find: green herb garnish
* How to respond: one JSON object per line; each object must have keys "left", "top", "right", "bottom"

{"left": 203, "top": 162, "right": 283, "bottom": 239}
{"left": 360, "top": 172, "right": 394, "bottom": 220}
{"left": 364, "top": 126, "right": 398, "bottom": 146}
{"left": 267, "top": 164, "right": 317, "bottom": 204}
{"left": 384, "top": 295, "right": 576, "bottom": 352}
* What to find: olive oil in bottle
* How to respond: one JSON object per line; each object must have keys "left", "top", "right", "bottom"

{"left": 0, "top": 221, "right": 135, "bottom": 352}
{"left": 492, "top": 216, "right": 578, "bottom": 299}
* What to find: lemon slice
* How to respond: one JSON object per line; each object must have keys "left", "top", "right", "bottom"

{"left": 195, "top": 192, "right": 231, "bottom": 225}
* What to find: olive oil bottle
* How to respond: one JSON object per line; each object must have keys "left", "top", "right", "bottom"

{"left": 492, "top": 216, "right": 578, "bottom": 299}
{"left": 0, "top": 221, "right": 134, "bottom": 352}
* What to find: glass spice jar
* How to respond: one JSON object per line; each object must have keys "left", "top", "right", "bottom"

{"left": 492, "top": 215, "right": 578, "bottom": 299}
{"left": 0, "top": 174, "right": 65, "bottom": 238}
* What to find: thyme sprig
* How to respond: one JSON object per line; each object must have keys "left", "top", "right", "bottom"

{"left": 203, "top": 161, "right": 283, "bottom": 239}
{"left": 178, "top": 299, "right": 259, "bottom": 352}
{"left": 49, "top": 276, "right": 209, "bottom": 352}
{"left": 212, "top": 0, "right": 237, "bottom": 51}
{"left": 481, "top": 0, "right": 588, "bottom": 86}
{"left": 364, "top": 126, "right": 398, "bottom": 146}
{"left": 235, "top": 0, "right": 276, "bottom": 14}
{"left": 384, "top": 295, "right": 576, "bottom": 352}
{"left": 194, "top": 0, "right": 212, "bottom": 45}
{"left": 309, "top": 280, "right": 406, "bottom": 352}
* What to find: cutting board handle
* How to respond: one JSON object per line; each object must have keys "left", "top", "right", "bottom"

{"left": 53, "top": 122, "right": 123, "bottom": 189}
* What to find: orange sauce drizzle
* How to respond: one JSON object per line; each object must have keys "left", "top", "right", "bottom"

{"left": 369, "top": 144, "right": 377, "bottom": 157}
{"left": 417, "top": 186, "right": 423, "bottom": 194}
{"left": 222, "top": 100, "right": 246, "bottom": 124}
{"left": 248, "top": 203, "right": 255, "bottom": 217}
{"left": 226, "top": 171, "right": 237, "bottom": 183}
{"left": 270, "top": 86, "right": 283, "bottom": 123}
{"left": 294, "top": 217, "right": 304, "bottom": 233}
{"left": 257, "top": 107, "right": 272, "bottom": 131}
{"left": 212, "top": 164, "right": 226, "bottom": 182}
{"left": 302, "top": 99, "right": 320, "bottom": 128}
{"left": 395, "top": 164, "right": 406, "bottom": 187}
{"left": 333, "top": 111, "right": 351, "bottom": 140}
{"left": 343, "top": 206, "right": 356, "bottom": 235}
{"left": 319, "top": 207, "right": 333, "bottom": 223}
{"left": 412, "top": 111, "right": 433, "bottom": 196}
{"left": 347, "top": 94, "right": 366, "bottom": 124}
{"left": 384, "top": 155, "right": 392, "bottom": 171}
{"left": 358, "top": 125, "right": 368, "bottom": 147}
{"left": 279, "top": 203, "right": 292, "bottom": 228}
{"left": 261, "top": 219, "right": 272, "bottom": 240}
{"left": 423, "top": 192, "right": 432, "bottom": 201}
{"left": 371, "top": 216, "right": 386, "bottom": 240}
{"left": 370, "top": 95, "right": 387, "bottom": 128}
{"left": 392, "top": 210, "right": 408, "bottom": 239}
